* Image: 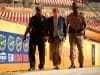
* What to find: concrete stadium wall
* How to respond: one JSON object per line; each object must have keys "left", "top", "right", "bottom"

{"left": 0, "top": 20, "right": 100, "bottom": 72}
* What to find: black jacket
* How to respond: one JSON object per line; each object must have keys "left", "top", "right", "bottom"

{"left": 29, "top": 15, "right": 48, "bottom": 40}
{"left": 47, "top": 16, "right": 67, "bottom": 41}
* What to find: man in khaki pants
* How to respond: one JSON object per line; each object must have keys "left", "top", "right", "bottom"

{"left": 66, "top": 2, "right": 86, "bottom": 68}
{"left": 48, "top": 8, "right": 67, "bottom": 69}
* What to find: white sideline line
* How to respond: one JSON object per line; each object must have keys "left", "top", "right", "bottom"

{"left": 0, "top": 67, "right": 100, "bottom": 75}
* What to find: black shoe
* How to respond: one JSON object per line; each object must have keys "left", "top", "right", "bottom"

{"left": 39, "top": 65, "right": 44, "bottom": 70}
{"left": 54, "top": 66, "right": 59, "bottom": 70}
{"left": 69, "top": 65, "right": 76, "bottom": 69}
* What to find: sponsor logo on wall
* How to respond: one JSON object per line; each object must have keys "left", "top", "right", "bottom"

{"left": 0, "top": 34, "right": 6, "bottom": 52}
{"left": 0, "top": 31, "right": 29, "bottom": 64}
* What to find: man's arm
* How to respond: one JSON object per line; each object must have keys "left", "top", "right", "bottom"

{"left": 43, "top": 16, "right": 50, "bottom": 36}
{"left": 80, "top": 16, "right": 86, "bottom": 35}
{"left": 46, "top": 17, "right": 51, "bottom": 36}
{"left": 82, "top": 16, "right": 86, "bottom": 29}
{"left": 41, "top": 16, "right": 49, "bottom": 41}
{"left": 82, "top": 17, "right": 86, "bottom": 36}
{"left": 23, "top": 18, "right": 32, "bottom": 40}
{"left": 64, "top": 16, "right": 70, "bottom": 37}
{"left": 63, "top": 17, "right": 67, "bottom": 38}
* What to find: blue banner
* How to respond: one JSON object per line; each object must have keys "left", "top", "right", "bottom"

{"left": 0, "top": 31, "right": 29, "bottom": 64}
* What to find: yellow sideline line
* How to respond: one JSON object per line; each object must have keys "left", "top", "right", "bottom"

{"left": 0, "top": 20, "right": 26, "bottom": 34}
{"left": 0, "top": 64, "right": 30, "bottom": 72}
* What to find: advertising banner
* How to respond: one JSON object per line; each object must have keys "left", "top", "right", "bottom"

{"left": 0, "top": 31, "right": 29, "bottom": 64}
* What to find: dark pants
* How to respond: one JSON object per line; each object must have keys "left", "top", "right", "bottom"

{"left": 29, "top": 38, "right": 45, "bottom": 69}
{"left": 49, "top": 38, "right": 61, "bottom": 66}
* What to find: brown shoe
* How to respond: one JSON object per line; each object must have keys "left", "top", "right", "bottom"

{"left": 28, "top": 67, "right": 35, "bottom": 71}
{"left": 79, "top": 65, "right": 83, "bottom": 68}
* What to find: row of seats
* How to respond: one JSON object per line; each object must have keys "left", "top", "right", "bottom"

{"left": 0, "top": 7, "right": 33, "bottom": 24}
{"left": 0, "top": 6, "right": 100, "bottom": 32}
{"left": 0, "top": 11, "right": 33, "bottom": 24}
{"left": 34, "top": 0, "right": 84, "bottom": 6}
{"left": 0, "top": 0, "right": 84, "bottom": 7}
{"left": 87, "top": 19, "right": 100, "bottom": 32}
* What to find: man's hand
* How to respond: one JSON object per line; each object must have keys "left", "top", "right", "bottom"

{"left": 23, "top": 35, "right": 26, "bottom": 41}
{"left": 63, "top": 33, "right": 67, "bottom": 41}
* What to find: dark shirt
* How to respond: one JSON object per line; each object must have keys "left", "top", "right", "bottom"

{"left": 29, "top": 15, "right": 48, "bottom": 41}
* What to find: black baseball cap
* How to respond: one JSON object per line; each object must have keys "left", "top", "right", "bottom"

{"left": 72, "top": 2, "right": 78, "bottom": 9}
{"left": 35, "top": 6, "right": 41, "bottom": 11}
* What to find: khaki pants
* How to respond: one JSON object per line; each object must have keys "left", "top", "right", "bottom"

{"left": 69, "top": 33, "right": 84, "bottom": 66}
{"left": 49, "top": 38, "right": 61, "bottom": 66}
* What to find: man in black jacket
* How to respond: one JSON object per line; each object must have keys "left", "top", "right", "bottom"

{"left": 23, "top": 6, "right": 47, "bottom": 71}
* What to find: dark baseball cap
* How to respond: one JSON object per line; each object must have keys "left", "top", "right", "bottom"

{"left": 72, "top": 2, "right": 78, "bottom": 9}
{"left": 35, "top": 6, "right": 41, "bottom": 11}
